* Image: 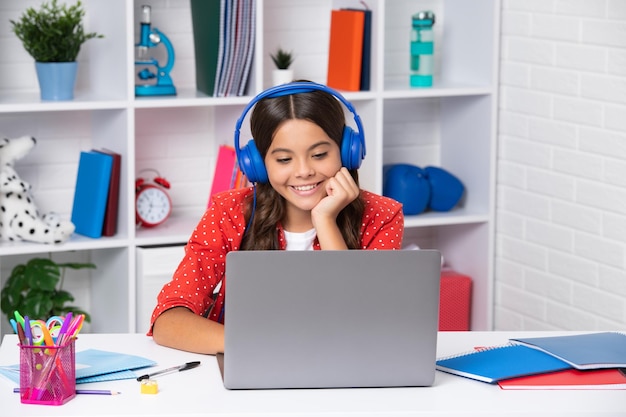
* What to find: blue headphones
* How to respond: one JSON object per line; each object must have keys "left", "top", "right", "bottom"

{"left": 234, "top": 82, "right": 366, "bottom": 184}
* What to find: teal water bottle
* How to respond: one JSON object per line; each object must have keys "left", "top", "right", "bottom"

{"left": 410, "top": 11, "right": 435, "bottom": 87}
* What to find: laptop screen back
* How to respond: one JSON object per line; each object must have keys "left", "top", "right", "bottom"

{"left": 220, "top": 249, "right": 441, "bottom": 389}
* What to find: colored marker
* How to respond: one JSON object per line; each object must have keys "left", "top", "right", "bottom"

{"left": 23, "top": 316, "right": 33, "bottom": 345}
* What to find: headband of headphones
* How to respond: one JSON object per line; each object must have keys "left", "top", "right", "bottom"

{"left": 233, "top": 82, "right": 366, "bottom": 183}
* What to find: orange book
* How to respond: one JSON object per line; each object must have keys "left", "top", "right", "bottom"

{"left": 326, "top": 9, "right": 365, "bottom": 91}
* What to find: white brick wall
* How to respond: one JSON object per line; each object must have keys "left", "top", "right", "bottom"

{"left": 497, "top": 0, "right": 626, "bottom": 330}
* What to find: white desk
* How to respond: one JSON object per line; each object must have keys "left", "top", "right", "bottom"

{"left": 0, "top": 332, "right": 624, "bottom": 417}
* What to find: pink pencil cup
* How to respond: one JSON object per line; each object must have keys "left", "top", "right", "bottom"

{"left": 19, "top": 340, "right": 76, "bottom": 405}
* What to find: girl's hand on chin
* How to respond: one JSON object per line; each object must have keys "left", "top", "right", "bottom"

{"left": 311, "top": 168, "right": 359, "bottom": 224}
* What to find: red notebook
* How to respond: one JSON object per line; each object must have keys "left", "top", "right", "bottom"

{"left": 498, "top": 368, "right": 626, "bottom": 390}
{"left": 326, "top": 9, "right": 365, "bottom": 91}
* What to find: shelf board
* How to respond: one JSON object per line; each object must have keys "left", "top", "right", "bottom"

{"left": 403, "top": 208, "right": 490, "bottom": 228}
{"left": 0, "top": 235, "right": 130, "bottom": 256}
{"left": 133, "top": 87, "right": 254, "bottom": 109}
{"left": 382, "top": 79, "right": 494, "bottom": 99}
{"left": 0, "top": 91, "right": 127, "bottom": 113}
{"left": 134, "top": 210, "right": 201, "bottom": 247}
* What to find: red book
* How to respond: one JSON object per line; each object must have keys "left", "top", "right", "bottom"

{"left": 326, "top": 9, "right": 365, "bottom": 91}
{"left": 498, "top": 368, "right": 626, "bottom": 390}
{"left": 93, "top": 149, "right": 121, "bottom": 237}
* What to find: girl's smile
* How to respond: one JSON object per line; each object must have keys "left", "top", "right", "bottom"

{"left": 291, "top": 181, "right": 322, "bottom": 193}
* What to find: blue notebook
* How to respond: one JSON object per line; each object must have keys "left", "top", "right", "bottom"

{"left": 436, "top": 344, "right": 572, "bottom": 383}
{"left": 71, "top": 151, "right": 113, "bottom": 238}
{"left": 0, "top": 349, "right": 155, "bottom": 385}
{"left": 75, "top": 349, "right": 156, "bottom": 382}
{"left": 511, "top": 332, "right": 626, "bottom": 370}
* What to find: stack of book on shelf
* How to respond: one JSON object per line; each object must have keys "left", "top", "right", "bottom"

{"left": 436, "top": 332, "right": 626, "bottom": 390}
{"left": 71, "top": 149, "right": 121, "bottom": 239}
{"left": 207, "top": 144, "right": 248, "bottom": 207}
{"left": 191, "top": 0, "right": 255, "bottom": 97}
{"left": 326, "top": 6, "right": 371, "bottom": 92}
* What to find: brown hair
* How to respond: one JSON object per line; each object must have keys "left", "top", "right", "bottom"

{"left": 240, "top": 86, "right": 365, "bottom": 250}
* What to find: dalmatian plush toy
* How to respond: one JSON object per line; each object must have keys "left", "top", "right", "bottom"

{"left": 0, "top": 135, "right": 74, "bottom": 244}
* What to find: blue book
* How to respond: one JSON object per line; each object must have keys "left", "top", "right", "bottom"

{"left": 511, "top": 332, "right": 626, "bottom": 370}
{"left": 71, "top": 151, "right": 113, "bottom": 238}
{"left": 436, "top": 344, "right": 571, "bottom": 383}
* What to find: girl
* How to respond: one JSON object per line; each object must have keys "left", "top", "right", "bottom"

{"left": 149, "top": 82, "right": 404, "bottom": 354}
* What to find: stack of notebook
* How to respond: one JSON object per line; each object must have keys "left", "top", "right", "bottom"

{"left": 436, "top": 332, "right": 626, "bottom": 390}
{"left": 191, "top": 0, "right": 255, "bottom": 97}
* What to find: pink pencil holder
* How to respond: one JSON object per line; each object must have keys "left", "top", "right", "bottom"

{"left": 19, "top": 340, "right": 76, "bottom": 405}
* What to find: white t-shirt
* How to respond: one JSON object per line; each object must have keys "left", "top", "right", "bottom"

{"left": 283, "top": 228, "right": 316, "bottom": 250}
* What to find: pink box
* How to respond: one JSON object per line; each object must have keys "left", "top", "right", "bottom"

{"left": 19, "top": 340, "right": 76, "bottom": 405}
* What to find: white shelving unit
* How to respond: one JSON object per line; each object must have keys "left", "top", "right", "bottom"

{"left": 0, "top": 0, "right": 499, "bottom": 335}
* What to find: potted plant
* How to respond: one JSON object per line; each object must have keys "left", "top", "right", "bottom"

{"left": 10, "top": 0, "right": 103, "bottom": 101}
{"left": 0, "top": 257, "right": 94, "bottom": 326}
{"left": 270, "top": 47, "right": 294, "bottom": 86}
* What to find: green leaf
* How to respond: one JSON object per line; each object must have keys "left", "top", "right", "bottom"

{"left": 270, "top": 47, "right": 294, "bottom": 70}
{"left": 1, "top": 290, "right": 23, "bottom": 317}
{"left": 25, "top": 258, "right": 60, "bottom": 291}
{"left": 51, "top": 290, "right": 74, "bottom": 310}
{"left": 21, "top": 290, "right": 54, "bottom": 319}
{"left": 56, "top": 262, "right": 96, "bottom": 270}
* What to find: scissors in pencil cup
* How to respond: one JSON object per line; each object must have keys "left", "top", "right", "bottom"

{"left": 29, "top": 320, "right": 56, "bottom": 347}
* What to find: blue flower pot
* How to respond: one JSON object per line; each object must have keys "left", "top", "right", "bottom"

{"left": 35, "top": 62, "right": 78, "bottom": 101}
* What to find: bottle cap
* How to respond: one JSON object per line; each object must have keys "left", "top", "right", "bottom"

{"left": 412, "top": 11, "right": 435, "bottom": 25}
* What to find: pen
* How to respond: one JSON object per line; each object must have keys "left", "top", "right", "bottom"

{"left": 23, "top": 316, "right": 33, "bottom": 345}
{"left": 16, "top": 321, "right": 27, "bottom": 346}
{"left": 14, "top": 388, "right": 121, "bottom": 395}
{"left": 136, "top": 361, "right": 201, "bottom": 381}
{"left": 55, "top": 312, "right": 72, "bottom": 345}
{"left": 10, "top": 318, "right": 18, "bottom": 334}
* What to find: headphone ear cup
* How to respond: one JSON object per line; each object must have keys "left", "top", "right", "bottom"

{"left": 341, "top": 126, "right": 364, "bottom": 170}
{"left": 239, "top": 139, "right": 268, "bottom": 184}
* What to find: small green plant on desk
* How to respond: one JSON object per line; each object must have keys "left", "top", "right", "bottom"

{"left": 1, "top": 257, "right": 94, "bottom": 323}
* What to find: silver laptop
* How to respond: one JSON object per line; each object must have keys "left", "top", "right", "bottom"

{"left": 218, "top": 249, "right": 441, "bottom": 389}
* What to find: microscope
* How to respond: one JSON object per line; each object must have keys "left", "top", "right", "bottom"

{"left": 135, "top": 5, "right": 176, "bottom": 96}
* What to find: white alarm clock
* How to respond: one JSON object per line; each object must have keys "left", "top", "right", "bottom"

{"left": 135, "top": 170, "right": 172, "bottom": 227}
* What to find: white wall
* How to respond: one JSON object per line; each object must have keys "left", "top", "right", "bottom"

{"left": 496, "top": 0, "right": 626, "bottom": 330}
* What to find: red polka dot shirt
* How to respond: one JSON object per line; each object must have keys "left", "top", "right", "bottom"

{"left": 148, "top": 187, "right": 403, "bottom": 332}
